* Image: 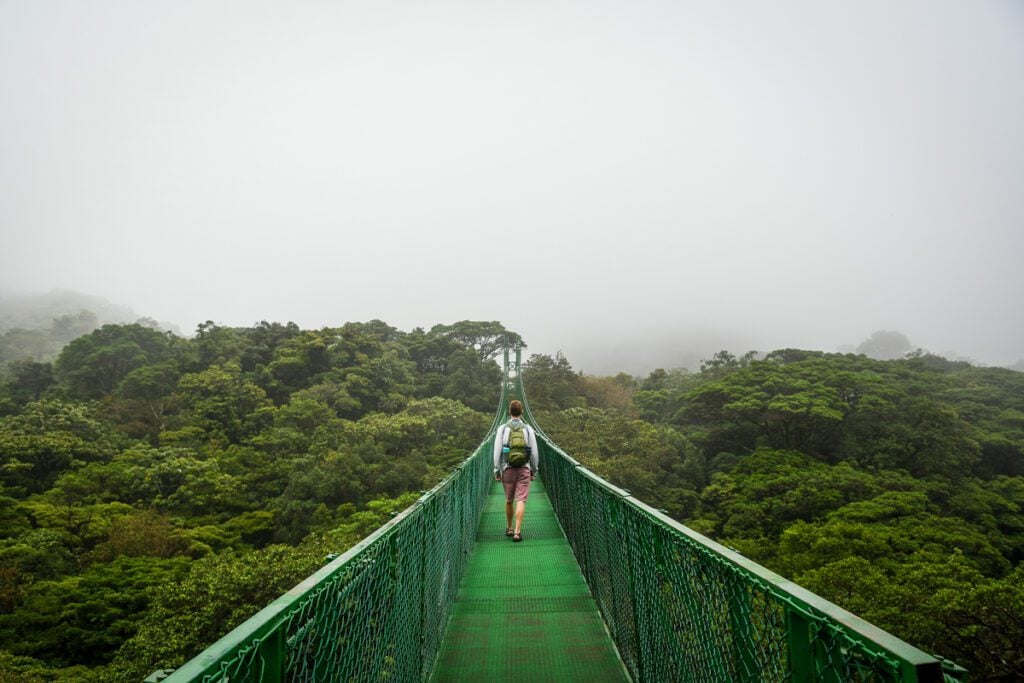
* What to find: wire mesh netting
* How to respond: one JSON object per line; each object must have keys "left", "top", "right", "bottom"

{"left": 167, "top": 438, "right": 494, "bottom": 683}
{"left": 537, "top": 431, "right": 966, "bottom": 683}
{"left": 428, "top": 478, "right": 629, "bottom": 681}
{"left": 164, "top": 344, "right": 966, "bottom": 683}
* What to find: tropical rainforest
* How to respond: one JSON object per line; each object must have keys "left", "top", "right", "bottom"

{"left": 0, "top": 318, "right": 1021, "bottom": 681}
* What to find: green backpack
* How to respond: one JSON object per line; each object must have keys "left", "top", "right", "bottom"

{"left": 506, "top": 423, "right": 529, "bottom": 467}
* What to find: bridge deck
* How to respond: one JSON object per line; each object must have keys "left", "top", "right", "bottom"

{"left": 430, "top": 478, "right": 630, "bottom": 682}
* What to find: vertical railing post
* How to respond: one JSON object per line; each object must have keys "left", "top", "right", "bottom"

{"left": 257, "top": 627, "right": 285, "bottom": 682}
{"left": 786, "top": 608, "right": 814, "bottom": 683}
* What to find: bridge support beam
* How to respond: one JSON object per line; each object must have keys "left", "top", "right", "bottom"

{"left": 786, "top": 609, "right": 814, "bottom": 683}
{"left": 257, "top": 626, "right": 285, "bottom": 682}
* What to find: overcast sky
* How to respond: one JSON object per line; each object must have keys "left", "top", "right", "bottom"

{"left": 2, "top": 1, "right": 1022, "bottom": 372}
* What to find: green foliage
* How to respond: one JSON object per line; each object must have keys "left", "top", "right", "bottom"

{"left": 1, "top": 361, "right": 55, "bottom": 405}
{"left": 0, "top": 328, "right": 55, "bottom": 366}
{"left": 113, "top": 361, "right": 180, "bottom": 438}
{"left": 426, "top": 320, "right": 521, "bottom": 361}
{"left": 0, "top": 401, "right": 118, "bottom": 497}
{"left": 8, "top": 319, "right": 1024, "bottom": 682}
{"left": 439, "top": 348, "right": 501, "bottom": 412}
{"left": 634, "top": 368, "right": 699, "bottom": 422}
{"left": 541, "top": 407, "right": 705, "bottom": 518}
{"left": 109, "top": 543, "right": 324, "bottom": 681}
{"left": 273, "top": 398, "right": 489, "bottom": 542}
{"left": 698, "top": 349, "right": 759, "bottom": 379}
{"left": 674, "top": 353, "right": 996, "bottom": 478}
{"left": 522, "top": 352, "right": 581, "bottom": 412}
{"left": 693, "top": 450, "right": 886, "bottom": 547}
{"left": 0, "top": 308, "right": 102, "bottom": 387}
{"left": 163, "top": 363, "right": 271, "bottom": 447}
{"left": 522, "top": 347, "right": 1024, "bottom": 679}
{"left": 576, "top": 373, "right": 638, "bottom": 413}
{"left": 679, "top": 360, "right": 849, "bottom": 457}
{"left": 0, "top": 317, "right": 514, "bottom": 679}
{"left": 0, "top": 529, "right": 75, "bottom": 612}
{"left": 55, "top": 324, "right": 180, "bottom": 400}
{"left": 265, "top": 330, "right": 333, "bottom": 400}
{"left": 0, "top": 556, "right": 189, "bottom": 667}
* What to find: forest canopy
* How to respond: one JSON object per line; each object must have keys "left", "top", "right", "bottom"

{"left": 526, "top": 348, "right": 1024, "bottom": 681}
{"left": 0, "top": 319, "right": 1021, "bottom": 681}
{"left": 0, "top": 319, "right": 513, "bottom": 681}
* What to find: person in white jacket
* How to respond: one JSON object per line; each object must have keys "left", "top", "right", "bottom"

{"left": 492, "top": 400, "right": 539, "bottom": 542}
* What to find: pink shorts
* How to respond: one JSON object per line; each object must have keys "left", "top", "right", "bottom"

{"left": 502, "top": 467, "right": 533, "bottom": 502}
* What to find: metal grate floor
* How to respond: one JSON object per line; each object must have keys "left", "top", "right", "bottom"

{"left": 430, "top": 479, "right": 630, "bottom": 682}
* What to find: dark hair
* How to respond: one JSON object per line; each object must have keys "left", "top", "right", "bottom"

{"left": 509, "top": 400, "right": 523, "bottom": 417}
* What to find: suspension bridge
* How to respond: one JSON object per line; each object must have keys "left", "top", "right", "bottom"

{"left": 155, "top": 345, "right": 966, "bottom": 682}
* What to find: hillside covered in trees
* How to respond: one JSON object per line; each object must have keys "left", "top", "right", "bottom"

{"left": 0, "top": 319, "right": 515, "bottom": 681}
{"left": 0, "top": 321, "right": 1021, "bottom": 680}
{"left": 0, "top": 290, "right": 177, "bottom": 382}
{"left": 525, "top": 349, "right": 1024, "bottom": 681}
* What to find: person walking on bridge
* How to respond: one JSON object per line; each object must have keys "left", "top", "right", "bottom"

{"left": 493, "top": 400, "right": 539, "bottom": 542}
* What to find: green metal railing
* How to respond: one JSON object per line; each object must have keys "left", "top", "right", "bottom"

{"left": 159, "top": 343, "right": 966, "bottom": 682}
{"left": 519, "top": 365, "right": 967, "bottom": 683}
{"left": 535, "top": 438, "right": 969, "bottom": 683}
{"left": 160, "top": 365, "right": 510, "bottom": 682}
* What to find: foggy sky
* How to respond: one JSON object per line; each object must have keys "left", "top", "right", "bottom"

{"left": 2, "top": 1, "right": 1023, "bottom": 373}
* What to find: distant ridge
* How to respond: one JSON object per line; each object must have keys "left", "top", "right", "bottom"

{"left": 0, "top": 289, "right": 182, "bottom": 367}
{"left": 0, "top": 289, "right": 178, "bottom": 334}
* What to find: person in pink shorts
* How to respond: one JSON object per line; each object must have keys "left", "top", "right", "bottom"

{"left": 493, "top": 400, "right": 539, "bottom": 542}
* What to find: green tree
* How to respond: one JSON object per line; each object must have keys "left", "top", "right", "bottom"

{"left": 109, "top": 543, "right": 326, "bottom": 680}
{"left": 440, "top": 348, "right": 501, "bottom": 412}
{"left": 522, "top": 352, "right": 581, "bottom": 412}
{"left": 541, "top": 407, "right": 704, "bottom": 518}
{"left": 265, "top": 331, "right": 333, "bottom": 401}
{"left": 334, "top": 349, "right": 417, "bottom": 416}
{"left": 163, "top": 363, "right": 271, "bottom": 446}
{"left": 679, "top": 361, "right": 848, "bottom": 458}
{"left": 0, "top": 556, "right": 188, "bottom": 667}
{"left": 1, "top": 361, "right": 55, "bottom": 405}
{"left": 0, "top": 328, "right": 53, "bottom": 364}
{"left": 577, "top": 373, "right": 638, "bottom": 413}
{"left": 427, "top": 321, "right": 522, "bottom": 361}
{"left": 190, "top": 322, "right": 247, "bottom": 370}
{"left": 55, "top": 324, "right": 180, "bottom": 400}
{"left": 238, "top": 321, "right": 301, "bottom": 373}
{"left": 0, "top": 401, "right": 116, "bottom": 496}
{"left": 113, "top": 360, "right": 181, "bottom": 438}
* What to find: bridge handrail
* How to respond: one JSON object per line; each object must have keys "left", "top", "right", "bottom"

{"left": 158, "top": 345, "right": 967, "bottom": 682}
{"left": 521, "top": 370, "right": 966, "bottom": 682}
{"left": 159, "top": 360, "right": 511, "bottom": 682}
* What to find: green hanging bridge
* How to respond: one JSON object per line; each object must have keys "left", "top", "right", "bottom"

{"left": 157, "top": 345, "right": 967, "bottom": 682}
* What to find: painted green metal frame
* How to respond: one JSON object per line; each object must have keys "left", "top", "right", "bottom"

{"left": 161, "top": 354, "right": 511, "bottom": 682}
{"left": 158, "top": 341, "right": 967, "bottom": 682}
{"left": 518, "top": 362, "right": 967, "bottom": 683}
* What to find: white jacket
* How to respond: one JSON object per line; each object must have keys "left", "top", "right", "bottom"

{"left": 492, "top": 420, "right": 539, "bottom": 474}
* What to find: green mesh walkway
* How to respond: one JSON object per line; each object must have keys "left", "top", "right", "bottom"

{"left": 430, "top": 478, "right": 630, "bottom": 682}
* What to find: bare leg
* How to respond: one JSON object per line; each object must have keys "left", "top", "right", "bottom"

{"left": 506, "top": 501, "right": 514, "bottom": 530}
{"left": 514, "top": 501, "right": 526, "bottom": 534}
